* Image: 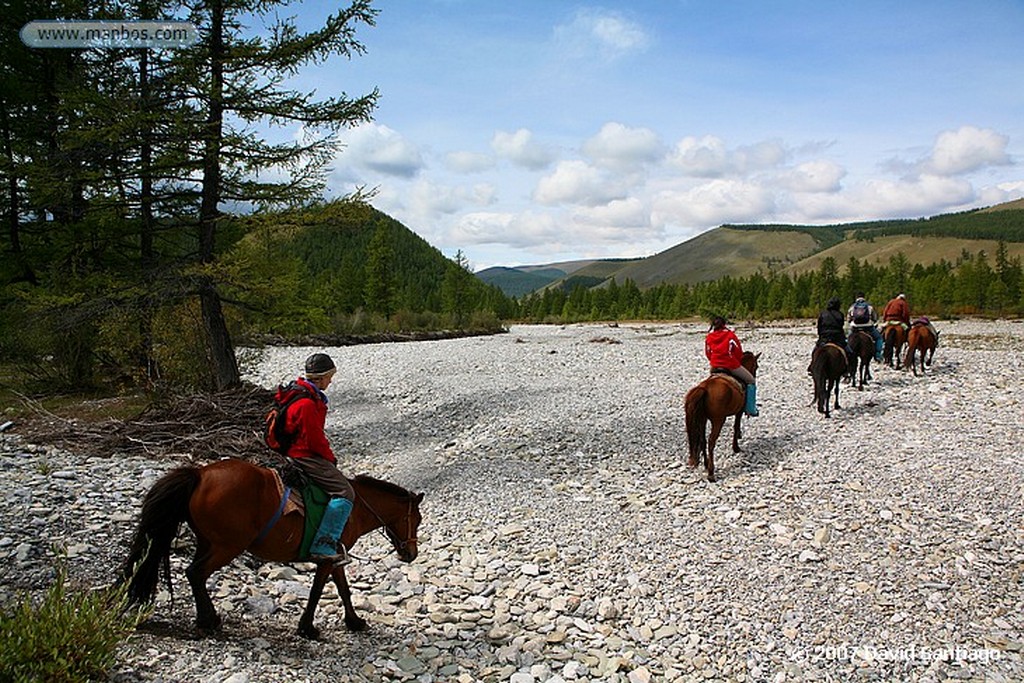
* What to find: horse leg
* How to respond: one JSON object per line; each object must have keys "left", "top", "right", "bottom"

{"left": 330, "top": 562, "right": 368, "bottom": 632}
{"left": 814, "top": 375, "right": 825, "bottom": 415}
{"left": 732, "top": 414, "right": 743, "bottom": 453}
{"left": 832, "top": 378, "right": 841, "bottom": 412}
{"left": 297, "top": 563, "right": 334, "bottom": 639}
{"left": 687, "top": 430, "right": 700, "bottom": 469}
{"left": 706, "top": 418, "right": 725, "bottom": 482}
{"left": 184, "top": 538, "right": 241, "bottom": 633}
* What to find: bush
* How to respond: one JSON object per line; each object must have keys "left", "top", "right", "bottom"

{"left": 0, "top": 562, "right": 150, "bottom": 682}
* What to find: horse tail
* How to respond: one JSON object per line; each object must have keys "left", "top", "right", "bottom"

{"left": 685, "top": 386, "right": 708, "bottom": 465}
{"left": 118, "top": 466, "right": 200, "bottom": 605}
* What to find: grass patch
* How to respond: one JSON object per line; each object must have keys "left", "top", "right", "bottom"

{"left": 1, "top": 381, "right": 152, "bottom": 426}
{"left": 0, "top": 561, "right": 151, "bottom": 682}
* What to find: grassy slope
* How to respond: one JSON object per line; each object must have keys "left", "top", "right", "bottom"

{"left": 783, "top": 234, "right": 1024, "bottom": 276}
{"left": 485, "top": 199, "right": 1024, "bottom": 294}
{"left": 608, "top": 227, "right": 820, "bottom": 286}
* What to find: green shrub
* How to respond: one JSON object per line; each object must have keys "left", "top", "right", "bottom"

{"left": 0, "top": 562, "right": 150, "bottom": 682}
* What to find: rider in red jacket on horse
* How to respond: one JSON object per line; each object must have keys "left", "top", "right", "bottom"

{"left": 704, "top": 316, "right": 758, "bottom": 416}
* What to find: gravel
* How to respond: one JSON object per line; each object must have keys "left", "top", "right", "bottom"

{"left": 1, "top": 319, "right": 1022, "bottom": 682}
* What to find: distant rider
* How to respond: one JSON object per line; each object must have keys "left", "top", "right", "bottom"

{"left": 881, "top": 293, "right": 911, "bottom": 329}
{"left": 810, "top": 296, "right": 853, "bottom": 372}
{"left": 704, "top": 316, "right": 758, "bottom": 417}
{"left": 847, "top": 292, "right": 883, "bottom": 362}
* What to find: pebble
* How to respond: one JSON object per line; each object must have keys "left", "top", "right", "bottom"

{"left": 1, "top": 320, "right": 1022, "bottom": 682}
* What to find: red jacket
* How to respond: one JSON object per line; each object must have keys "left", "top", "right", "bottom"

{"left": 882, "top": 297, "right": 910, "bottom": 325}
{"left": 278, "top": 377, "right": 336, "bottom": 464}
{"left": 705, "top": 328, "right": 743, "bottom": 370}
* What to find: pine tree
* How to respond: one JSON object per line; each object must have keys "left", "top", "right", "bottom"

{"left": 364, "top": 222, "right": 395, "bottom": 318}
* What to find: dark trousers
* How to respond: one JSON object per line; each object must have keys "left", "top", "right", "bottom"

{"left": 290, "top": 456, "right": 354, "bottom": 500}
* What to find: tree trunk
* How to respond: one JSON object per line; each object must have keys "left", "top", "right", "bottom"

{"left": 197, "top": 0, "right": 240, "bottom": 389}
{"left": 199, "top": 279, "right": 239, "bottom": 389}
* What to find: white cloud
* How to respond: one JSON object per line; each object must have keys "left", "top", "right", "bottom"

{"left": 491, "top": 129, "right": 556, "bottom": 170}
{"left": 406, "top": 180, "right": 467, "bottom": 217}
{"left": 449, "top": 210, "right": 562, "bottom": 248}
{"left": 582, "top": 122, "right": 664, "bottom": 170}
{"left": 570, "top": 198, "right": 660, "bottom": 244}
{"left": 667, "top": 135, "right": 729, "bottom": 177}
{"left": 555, "top": 8, "right": 650, "bottom": 61}
{"left": 775, "top": 160, "right": 846, "bottom": 193}
{"left": 445, "top": 150, "right": 495, "bottom": 174}
{"left": 667, "top": 136, "right": 788, "bottom": 178}
{"left": 533, "top": 160, "right": 628, "bottom": 206}
{"left": 574, "top": 197, "right": 649, "bottom": 228}
{"left": 790, "top": 174, "right": 976, "bottom": 222}
{"left": 651, "top": 179, "right": 776, "bottom": 227}
{"left": 921, "top": 125, "right": 1011, "bottom": 177}
{"left": 337, "top": 123, "right": 423, "bottom": 178}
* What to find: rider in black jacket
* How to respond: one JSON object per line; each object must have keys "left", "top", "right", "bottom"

{"left": 809, "top": 297, "right": 853, "bottom": 373}
{"left": 817, "top": 297, "right": 847, "bottom": 346}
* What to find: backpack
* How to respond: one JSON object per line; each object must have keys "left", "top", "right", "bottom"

{"left": 851, "top": 301, "right": 870, "bottom": 325}
{"left": 264, "top": 381, "right": 312, "bottom": 454}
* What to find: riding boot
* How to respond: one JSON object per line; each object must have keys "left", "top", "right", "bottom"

{"left": 744, "top": 384, "right": 759, "bottom": 417}
{"left": 309, "top": 496, "right": 353, "bottom": 565}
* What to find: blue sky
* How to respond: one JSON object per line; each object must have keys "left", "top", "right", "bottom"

{"left": 284, "top": 1, "right": 1024, "bottom": 269}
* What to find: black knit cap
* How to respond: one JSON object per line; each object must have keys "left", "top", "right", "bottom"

{"left": 304, "top": 352, "right": 336, "bottom": 377}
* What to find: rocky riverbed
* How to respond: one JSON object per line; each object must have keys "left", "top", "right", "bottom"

{"left": 1, "top": 320, "right": 1022, "bottom": 682}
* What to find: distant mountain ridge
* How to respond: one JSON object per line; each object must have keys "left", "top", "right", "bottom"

{"left": 476, "top": 200, "right": 1024, "bottom": 297}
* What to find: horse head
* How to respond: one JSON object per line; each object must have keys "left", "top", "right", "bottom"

{"left": 741, "top": 351, "right": 760, "bottom": 377}
{"left": 351, "top": 475, "right": 424, "bottom": 563}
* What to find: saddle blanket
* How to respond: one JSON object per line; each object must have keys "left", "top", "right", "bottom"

{"left": 270, "top": 470, "right": 330, "bottom": 559}
{"left": 709, "top": 370, "right": 744, "bottom": 391}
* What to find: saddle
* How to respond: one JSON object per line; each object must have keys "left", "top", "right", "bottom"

{"left": 818, "top": 343, "right": 849, "bottom": 371}
{"left": 253, "top": 454, "right": 333, "bottom": 559}
{"left": 709, "top": 368, "right": 745, "bottom": 391}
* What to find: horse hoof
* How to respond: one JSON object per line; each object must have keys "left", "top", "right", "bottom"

{"left": 687, "top": 457, "right": 697, "bottom": 468}
{"left": 345, "top": 616, "right": 368, "bottom": 632}
{"left": 297, "top": 623, "right": 321, "bottom": 640}
{"left": 195, "top": 620, "right": 221, "bottom": 637}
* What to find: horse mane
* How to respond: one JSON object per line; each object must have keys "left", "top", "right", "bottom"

{"left": 352, "top": 474, "right": 415, "bottom": 499}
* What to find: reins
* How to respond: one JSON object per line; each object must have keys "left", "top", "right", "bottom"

{"left": 355, "top": 487, "right": 417, "bottom": 553}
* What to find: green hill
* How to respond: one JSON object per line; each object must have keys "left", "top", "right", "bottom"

{"left": 497, "top": 201, "right": 1024, "bottom": 296}
{"left": 475, "top": 266, "right": 565, "bottom": 298}
{"left": 230, "top": 201, "right": 515, "bottom": 334}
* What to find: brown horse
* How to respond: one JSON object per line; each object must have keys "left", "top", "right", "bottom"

{"left": 684, "top": 351, "right": 759, "bottom": 482}
{"left": 882, "top": 322, "right": 907, "bottom": 369}
{"left": 846, "top": 329, "right": 873, "bottom": 389}
{"left": 904, "top": 323, "right": 937, "bottom": 376}
{"left": 810, "top": 343, "right": 847, "bottom": 417}
{"left": 118, "top": 459, "right": 424, "bottom": 639}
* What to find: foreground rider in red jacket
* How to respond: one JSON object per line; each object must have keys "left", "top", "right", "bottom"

{"left": 276, "top": 352, "right": 355, "bottom": 565}
{"left": 704, "top": 316, "right": 759, "bottom": 416}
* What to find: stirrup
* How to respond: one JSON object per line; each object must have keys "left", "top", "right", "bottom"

{"left": 310, "top": 545, "right": 350, "bottom": 567}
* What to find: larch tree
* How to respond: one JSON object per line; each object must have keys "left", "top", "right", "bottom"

{"left": 170, "top": 0, "right": 379, "bottom": 388}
